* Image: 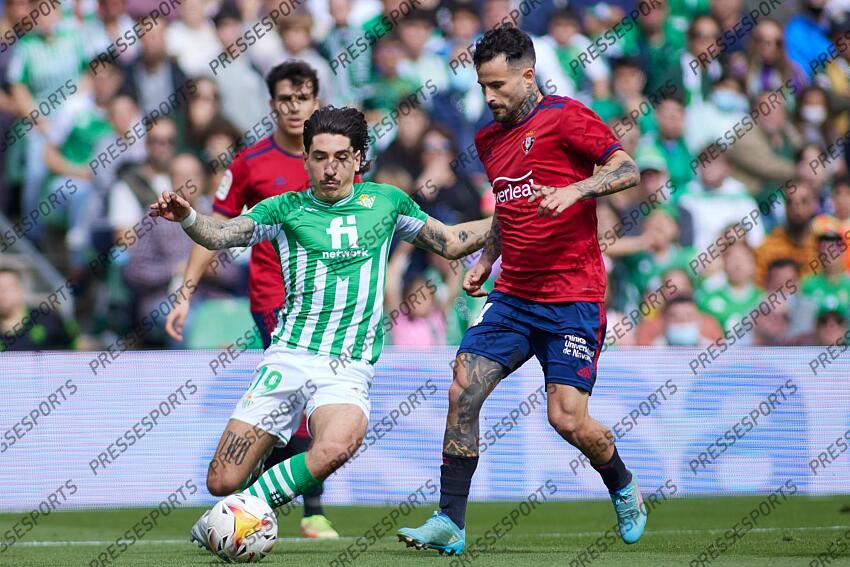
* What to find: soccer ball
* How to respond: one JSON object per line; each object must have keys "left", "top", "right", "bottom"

{"left": 206, "top": 493, "right": 278, "bottom": 563}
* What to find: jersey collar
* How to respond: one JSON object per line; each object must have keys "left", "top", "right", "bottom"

{"left": 306, "top": 183, "right": 360, "bottom": 207}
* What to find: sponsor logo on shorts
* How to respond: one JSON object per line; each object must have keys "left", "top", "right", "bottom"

{"left": 562, "top": 334, "right": 592, "bottom": 362}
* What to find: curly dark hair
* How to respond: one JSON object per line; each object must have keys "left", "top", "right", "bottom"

{"left": 303, "top": 106, "right": 371, "bottom": 173}
{"left": 265, "top": 60, "right": 319, "bottom": 99}
{"left": 472, "top": 24, "right": 535, "bottom": 69}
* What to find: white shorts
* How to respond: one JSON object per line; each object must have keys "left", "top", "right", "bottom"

{"left": 230, "top": 345, "right": 373, "bottom": 445}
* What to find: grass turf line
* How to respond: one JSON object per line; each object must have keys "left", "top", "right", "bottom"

{"left": 0, "top": 495, "right": 848, "bottom": 566}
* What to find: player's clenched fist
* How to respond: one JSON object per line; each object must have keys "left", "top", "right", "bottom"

{"left": 463, "top": 262, "right": 491, "bottom": 297}
{"left": 528, "top": 183, "right": 582, "bottom": 218}
{"left": 149, "top": 191, "right": 192, "bottom": 222}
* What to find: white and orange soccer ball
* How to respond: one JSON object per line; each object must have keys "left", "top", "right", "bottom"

{"left": 206, "top": 493, "right": 278, "bottom": 563}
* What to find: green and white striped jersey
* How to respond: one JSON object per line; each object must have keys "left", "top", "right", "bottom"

{"left": 243, "top": 182, "right": 428, "bottom": 364}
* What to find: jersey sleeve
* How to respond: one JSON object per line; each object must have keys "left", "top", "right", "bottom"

{"left": 242, "top": 196, "right": 285, "bottom": 245}
{"left": 559, "top": 99, "right": 622, "bottom": 165}
{"left": 389, "top": 185, "right": 428, "bottom": 242}
{"left": 213, "top": 153, "right": 250, "bottom": 218}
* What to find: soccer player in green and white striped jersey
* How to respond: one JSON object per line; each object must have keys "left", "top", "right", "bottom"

{"left": 150, "top": 106, "right": 491, "bottom": 553}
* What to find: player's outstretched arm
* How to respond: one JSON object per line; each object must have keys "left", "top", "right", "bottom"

{"left": 530, "top": 150, "right": 640, "bottom": 217}
{"left": 149, "top": 191, "right": 256, "bottom": 250}
{"left": 412, "top": 216, "right": 493, "bottom": 260}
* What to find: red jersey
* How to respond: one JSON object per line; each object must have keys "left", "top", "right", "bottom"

{"left": 475, "top": 95, "right": 621, "bottom": 303}
{"left": 213, "top": 137, "right": 309, "bottom": 313}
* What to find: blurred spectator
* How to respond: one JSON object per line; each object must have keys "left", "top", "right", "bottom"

{"left": 210, "top": 5, "right": 270, "bottom": 132}
{"left": 546, "top": 8, "right": 610, "bottom": 101}
{"left": 809, "top": 308, "right": 848, "bottom": 346}
{"left": 619, "top": 208, "right": 695, "bottom": 303}
{"left": 165, "top": 0, "right": 221, "bottom": 77}
{"left": 594, "top": 57, "right": 655, "bottom": 136}
{"left": 617, "top": 0, "right": 686, "bottom": 95}
{"left": 652, "top": 295, "right": 713, "bottom": 346}
{"left": 765, "top": 256, "right": 811, "bottom": 336}
{"left": 0, "top": 0, "right": 29, "bottom": 216}
{"left": 800, "top": 215, "right": 850, "bottom": 314}
{"left": 697, "top": 241, "right": 762, "bottom": 336}
{"left": 88, "top": 0, "right": 139, "bottom": 64}
{"left": 120, "top": 20, "right": 189, "bottom": 116}
{"left": 646, "top": 93, "right": 696, "bottom": 192}
{"left": 397, "top": 10, "right": 448, "bottom": 94}
{"left": 412, "top": 125, "right": 481, "bottom": 224}
{"left": 794, "top": 86, "right": 835, "bottom": 149}
{"left": 680, "top": 15, "right": 723, "bottom": 106}
{"left": 199, "top": 117, "right": 244, "bottom": 176}
{"left": 122, "top": 154, "right": 204, "bottom": 346}
{"left": 815, "top": 21, "right": 850, "bottom": 136}
{"left": 744, "top": 19, "right": 807, "bottom": 98}
{"left": 385, "top": 241, "right": 460, "bottom": 347}
{"left": 678, "top": 150, "right": 765, "bottom": 253}
{"left": 107, "top": 119, "right": 177, "bottom": 245}
{"left": 635, "top": 267, "right": 723, "bottom": 345}
{"left": 259, "top": 12, "right": 337, "bottom": 106}
{"left": 320, "top": 0, "right": 372, "bottom": 107}
{"left": 375, "top": 103, "right": 428, "bottom": 177}
{"left": 828, "top": 179, "right": 850, "bottom": 261}
{"left": 755, "top": 179, "right": 819, "bottom": 286}
{"left": 7, "top": 0, "right": 88, "bottom": 233}
{"left": 685, "top": 73, "right": 748, "bottom": 157}
{"left": 710, "top": 0, "right": 746, "bottom": 57}
{"left": 785, "top": 0, "right": 833, "bottom": 80}
{"left": 752, "top": 296, "right": 792, "bottom": 345}
{"left": 0, "top": 267, "right": 77, "bottom": 351}
{"left": 181, "top": 77, "right": 225, "bottom": 154}
{"left": 91, "top": 96, "right": 146, "bottom": 201}
{"left": 727, "top": 90, "right": 803, "bottom": 198}
{"left": 797, "top": 144, "right": 834, "bottom": 208}
{"left": 42, "top": 61, "right": 124, "bottom": 268}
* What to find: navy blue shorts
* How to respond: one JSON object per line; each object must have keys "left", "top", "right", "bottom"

{"left": 457, "top": 290, "right": 607, "bottom": 393}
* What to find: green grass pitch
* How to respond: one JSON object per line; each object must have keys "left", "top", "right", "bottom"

{"left": 1, "top": 495, "right": 848, "bottom": 566}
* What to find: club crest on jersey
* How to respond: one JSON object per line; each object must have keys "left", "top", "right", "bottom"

{"left": 522, "top": 131, "right": 535, "bottom": 154}
{"left": 357, "top": 194, "right": 375, "bottom": 208}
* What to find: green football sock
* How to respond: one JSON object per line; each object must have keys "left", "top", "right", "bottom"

{"left": 244, "top": 453, "right": 319, "bottom": 509}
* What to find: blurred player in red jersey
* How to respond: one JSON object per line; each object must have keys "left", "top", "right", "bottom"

{"left": 166, "top": 60, "right": 339, "bottom": 539}
{"left": 398, "top": 26, "right": 645, "bottom": 555}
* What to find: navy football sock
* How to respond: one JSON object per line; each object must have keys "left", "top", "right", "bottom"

{"left": 592, "top": 446, "right": 632, "bottom": 493}
{"left": 439, "top": 453, "right": 478, "bottom": 529}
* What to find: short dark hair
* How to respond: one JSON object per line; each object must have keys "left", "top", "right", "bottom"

{"left": 303, "top": 106, "right": 371, "bottom": 173}
{"left": 766, "top": 257, "right": 800, "bottom": 275}
{"left": 265, "top": 60, "right": 319, "bottom": 99}
{"left": 832, "top": 175, "right": 850, "bottom": 192}
{"left": 472, "top": 24, "right": 535, "bottom": 69}
{"left": 0, "top": 267, "right": 22, "bottom": 280}
{"left": 663, "top": 294, "right": 696, "bottom": 314}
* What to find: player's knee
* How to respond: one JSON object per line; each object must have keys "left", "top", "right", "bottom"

{"left": 313, "top": 439, "right": 357, "bottom": 472}
{"left": 206, "top": 468, "right": 240, "bottom": 497}
{"left": 547, "top": 409, "right": 584, "bottom": 442}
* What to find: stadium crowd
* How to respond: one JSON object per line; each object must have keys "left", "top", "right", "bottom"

{"left": 1, "top": 0, "right": 850, "bottom": 351}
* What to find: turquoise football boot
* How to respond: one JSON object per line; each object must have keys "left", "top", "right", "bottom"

{"left": 397, "top": 511, "right": 466, "bottom": 555}
{"left": 610, "top": 476, "right": 647, "bottom": 544}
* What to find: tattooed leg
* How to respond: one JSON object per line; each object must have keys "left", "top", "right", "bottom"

{"left": 443, "top": 353, "right": 509, "bottom": 456}
{"left": 436, "top": 353, "right": 509, "bottom": 528}
{"left": 206, "top": 418, "right": 278, "bottom": 496}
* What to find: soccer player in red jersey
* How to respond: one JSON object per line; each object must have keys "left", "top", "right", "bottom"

{"left": 166, "top": 61, "right": 339, "bottom": 539}
{"left": 398, "top": 26, "right": 644, "bottom": 554}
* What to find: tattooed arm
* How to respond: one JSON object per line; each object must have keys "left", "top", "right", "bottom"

{"left": 148, "top": 191, "right": 256, "bottom": 249}
{"left": 412, "top": 216, "right": 493, "bottom": 260}
{"left": 529, "top": 150, "right": 640, "bottom": 217}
